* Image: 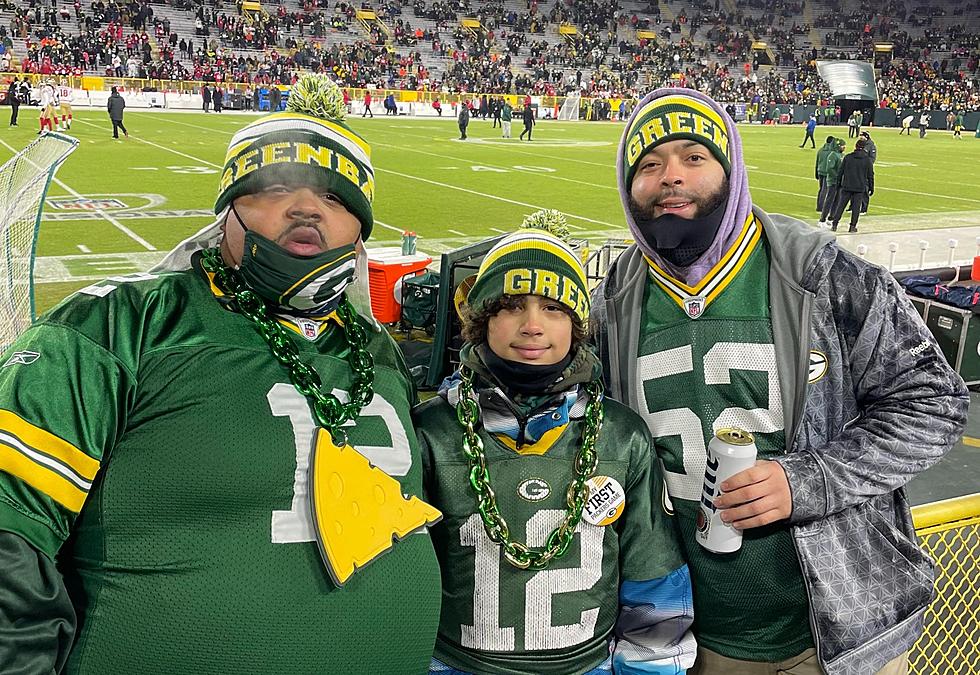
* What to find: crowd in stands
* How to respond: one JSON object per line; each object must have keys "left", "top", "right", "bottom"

{"left": 3, "top": 0, "right": 978, "bottom": 112}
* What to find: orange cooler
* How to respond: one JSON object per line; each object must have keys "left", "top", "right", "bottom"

{"left": 366, "top": 247, "right": 432, "bottom": 323}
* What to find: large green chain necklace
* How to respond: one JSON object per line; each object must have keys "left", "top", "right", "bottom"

{"left": 201, "top": 247, "right": 375, "bottom": 434}
{"left": 454, "top": 366, "right": 604, "bottom": 570}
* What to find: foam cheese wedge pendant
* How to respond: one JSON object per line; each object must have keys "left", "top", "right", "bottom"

{"left": 309, "top": 427, "right": 442, "bottom": 586}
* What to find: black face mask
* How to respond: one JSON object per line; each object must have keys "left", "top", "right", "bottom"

{"left": 229, "top": 204, "right": 358, "bottom": 317}
{"left": 481, "top": 346, "right": 574, "bottom": 396}
{"left": 631, "top": 196, "right": 730, "bottom": 267}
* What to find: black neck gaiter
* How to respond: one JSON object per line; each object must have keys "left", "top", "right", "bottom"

{"left": 481, "top": 346, "right": 574, "bottom": 396}
{"left": 635, "top": 197, "right": 729, "bottom": 267}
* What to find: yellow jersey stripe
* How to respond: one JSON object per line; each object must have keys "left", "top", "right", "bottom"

{"left": 704, "top": 224, "right": 762, "bottom": 305}
{"left": 0, "top": 442, "right": 89, "bottom": 512}
{"left": 494, "top": 423, "right": 569, "bottom": 456}
{"left": 649, "top": 274, "right": 686, "bottom": 308}
{"left": 0, "top": 410, "right": 98, "bottom": 480}
{"left": 204, "top": 270, "right": 225, "bottom": 298}
{"left": 645, "top": 215, "right": 761, "bottom": 313}
{"left": 645, "top": 214, "right": 756, "bottom": 295}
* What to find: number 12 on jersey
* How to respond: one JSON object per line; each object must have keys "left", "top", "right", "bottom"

{"left": 458, "top": 510, "right": 604, "bottom": 652}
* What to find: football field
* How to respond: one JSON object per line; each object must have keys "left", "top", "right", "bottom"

{"left": 2, "top": 108, "right": 979, "bottom": 312}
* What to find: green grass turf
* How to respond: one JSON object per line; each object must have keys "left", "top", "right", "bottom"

{"left": 2, "top": 108, "right": 979, "bottom": 312}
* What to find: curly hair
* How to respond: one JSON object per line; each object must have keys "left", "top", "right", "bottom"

{"left": 461, "top": 294, "right": 589, "bottom": 350}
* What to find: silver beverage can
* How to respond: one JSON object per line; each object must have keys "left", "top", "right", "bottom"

{"left": 695, "top": 428, "right": 758, "bottom": 554}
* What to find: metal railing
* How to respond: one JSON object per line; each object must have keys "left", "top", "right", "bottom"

{"left": 909, "top": 493, "right": 980, "bottom": 674}
{"left": 0, "top": 71, "right": 628, "bottom": 111}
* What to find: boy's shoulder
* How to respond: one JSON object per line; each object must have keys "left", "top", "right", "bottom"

{"left": 600, "top": 396, "right": 651, "bottom": 435}
{"left": 412, "top": 395, "right": 457, "bottom": 430}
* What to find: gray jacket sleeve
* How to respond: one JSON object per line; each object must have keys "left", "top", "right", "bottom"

{"left": 0, "top": 531, "right": 76, "bottom": 674}
{"left": 778, "top": 251, "right": 968, "bottom": 522}
{"left": 590, "top": 278, "right": 613, "bottom": 392}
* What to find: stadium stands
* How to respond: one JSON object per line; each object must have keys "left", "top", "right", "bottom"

{"left": 0, "top": 0, "right": 976, "bottom": 110}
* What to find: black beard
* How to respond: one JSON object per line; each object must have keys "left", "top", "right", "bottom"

{"left": 629, "top": 177, "right": 730, "bottom": 224}
{"left": 628, "top": 177, "right": 731, "bottom": 267}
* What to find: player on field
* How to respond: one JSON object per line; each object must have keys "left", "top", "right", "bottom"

{"left": 0, "top": 74, "right": 442, "bottom": 674}
{"left": 417, "top": 223, "right": 696, "bottom": 675}
{"left": 593, "top": 88, "right": 968, "bottom": 675}
{"left": 37, "top": 79, "right": 56, "bottom": 134}
{"left": 57, "top": 79, "right": 73, "bottom": 130}
{"left": 899, "top": 113, "right": 915, "bottom": 135}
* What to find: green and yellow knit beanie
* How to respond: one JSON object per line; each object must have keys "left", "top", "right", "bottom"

{"left": 466, "top": 216, "right": 590, "bottom": 322}
{"left": 215, "top": 74, "right": 376, "bottom": 239}
{"left": 622, "top": 92, "right": 732, "bottom": 187}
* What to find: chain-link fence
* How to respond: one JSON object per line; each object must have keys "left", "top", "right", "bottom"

{"left": 910, "top": 494, "right": 980, "bottom": 674}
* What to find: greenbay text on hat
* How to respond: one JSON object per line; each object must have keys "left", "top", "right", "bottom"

{"left": 466, "top": 226, "right": 590, "bottom": 323}
{"left": 214, "top": 74, "right": 376, "bottom": 239}
{"left": 624, "top": 93, "right": 732, "bottom": 183}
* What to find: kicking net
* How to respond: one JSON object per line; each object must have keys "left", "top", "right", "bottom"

{"left": 0, "top": 132, "right": 78, "bottom": 352}
{"left": 557, "top": 93, "right": 581, "bottom": 121}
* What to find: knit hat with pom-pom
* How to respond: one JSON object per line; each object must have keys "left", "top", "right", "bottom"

{"left": 465, "top": 212, "right": 590, "bottom": 323}
{"left": 214, "top": 74, "right": 376, "bottom": 239}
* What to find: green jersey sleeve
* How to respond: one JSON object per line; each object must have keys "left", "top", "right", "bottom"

{"left": 0, "top": 286, "right": 140, "bottom": 558}
{"left": 611, "top": 401, "right": 686, "bottom": 582}
{"left": 0, "top": 530, "right": 76, "bottom": 673}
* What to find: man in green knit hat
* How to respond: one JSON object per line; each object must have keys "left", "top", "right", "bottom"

{"left": 594, "top": 87, "right": 967, "bottom": 675}
{"left": 0, "top": 74, "right": 442, "bottom": 673}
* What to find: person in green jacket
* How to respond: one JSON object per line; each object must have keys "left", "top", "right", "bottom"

{"left": 817, "top": 137, "right": 846, "bottom": 227}
{"left": 416, "top": 220, "right": 695, "bottom": 675}
{"left": 815, "top": 136, "right": 837, "bottom": 212}
{"left": 501, "top": 100, "right": 513, "bottom": 139}
{"left": 954, "top": 111, "right": 964, "bottom": 139}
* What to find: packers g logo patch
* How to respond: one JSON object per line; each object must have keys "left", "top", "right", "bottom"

{"left": 808, "top": 350, "right": 828, "bottom": 383}
{"left": 518, "top": 478, "right": 551, "bottom": 502}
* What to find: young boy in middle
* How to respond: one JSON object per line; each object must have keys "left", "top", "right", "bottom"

{"left": 415, "top": 225, "right": 696, "bottom": 675}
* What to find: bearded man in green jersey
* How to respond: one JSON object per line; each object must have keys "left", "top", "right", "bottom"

{"left": 592, "top": 88, "right": 968, "bottom": 675}
{"left": 0, "top": 74, "right": 442, "bottom": 673}
{"left": 417, "top": 222, "right": 696, "bottom": 675}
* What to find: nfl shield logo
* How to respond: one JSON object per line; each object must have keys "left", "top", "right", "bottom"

{"left": 298, "top": 319, "right": 319, "bottom": 340}
{"left": 683, "top": 297, "right": 706, "bottom": 319}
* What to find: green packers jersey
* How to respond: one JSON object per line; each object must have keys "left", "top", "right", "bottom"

{"left": 635, "top": 219, "right": 813, "bottom": 661}
{"left": 0, "top": 258, "right": 440, "bottom": 674}
{"left": 417, "top": 395, "right": 682, "bottom": 675}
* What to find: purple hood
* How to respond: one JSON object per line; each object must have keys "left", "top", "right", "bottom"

{"left": 617, "top": 87, "right": 753, "bottom": 286}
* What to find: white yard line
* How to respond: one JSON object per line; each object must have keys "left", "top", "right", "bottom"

{"left": 489, "top": 227, "right": 507, "bottom": 233}
{"left": 447, "top": 229, "right": 468, "bottom": 237}
{"left": 74, "top": 118, "right": 224, "bottom": 169}
{"left": 0, "top": 137, "right": 157, "bottom": 251}
{"left": 372, "top": 141, "right": 617, "bottom": 191}
{"left": 376, "top": 168, "right": 622, "bottom": 229}
{"left": 77, "top": 244, "right": 91, "bottom": 253}
{"left": 373, "top": 219, "right": 406, "bottom": 235}
{"left": 365, "top": 124, "right": 615, "bottom": 168}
